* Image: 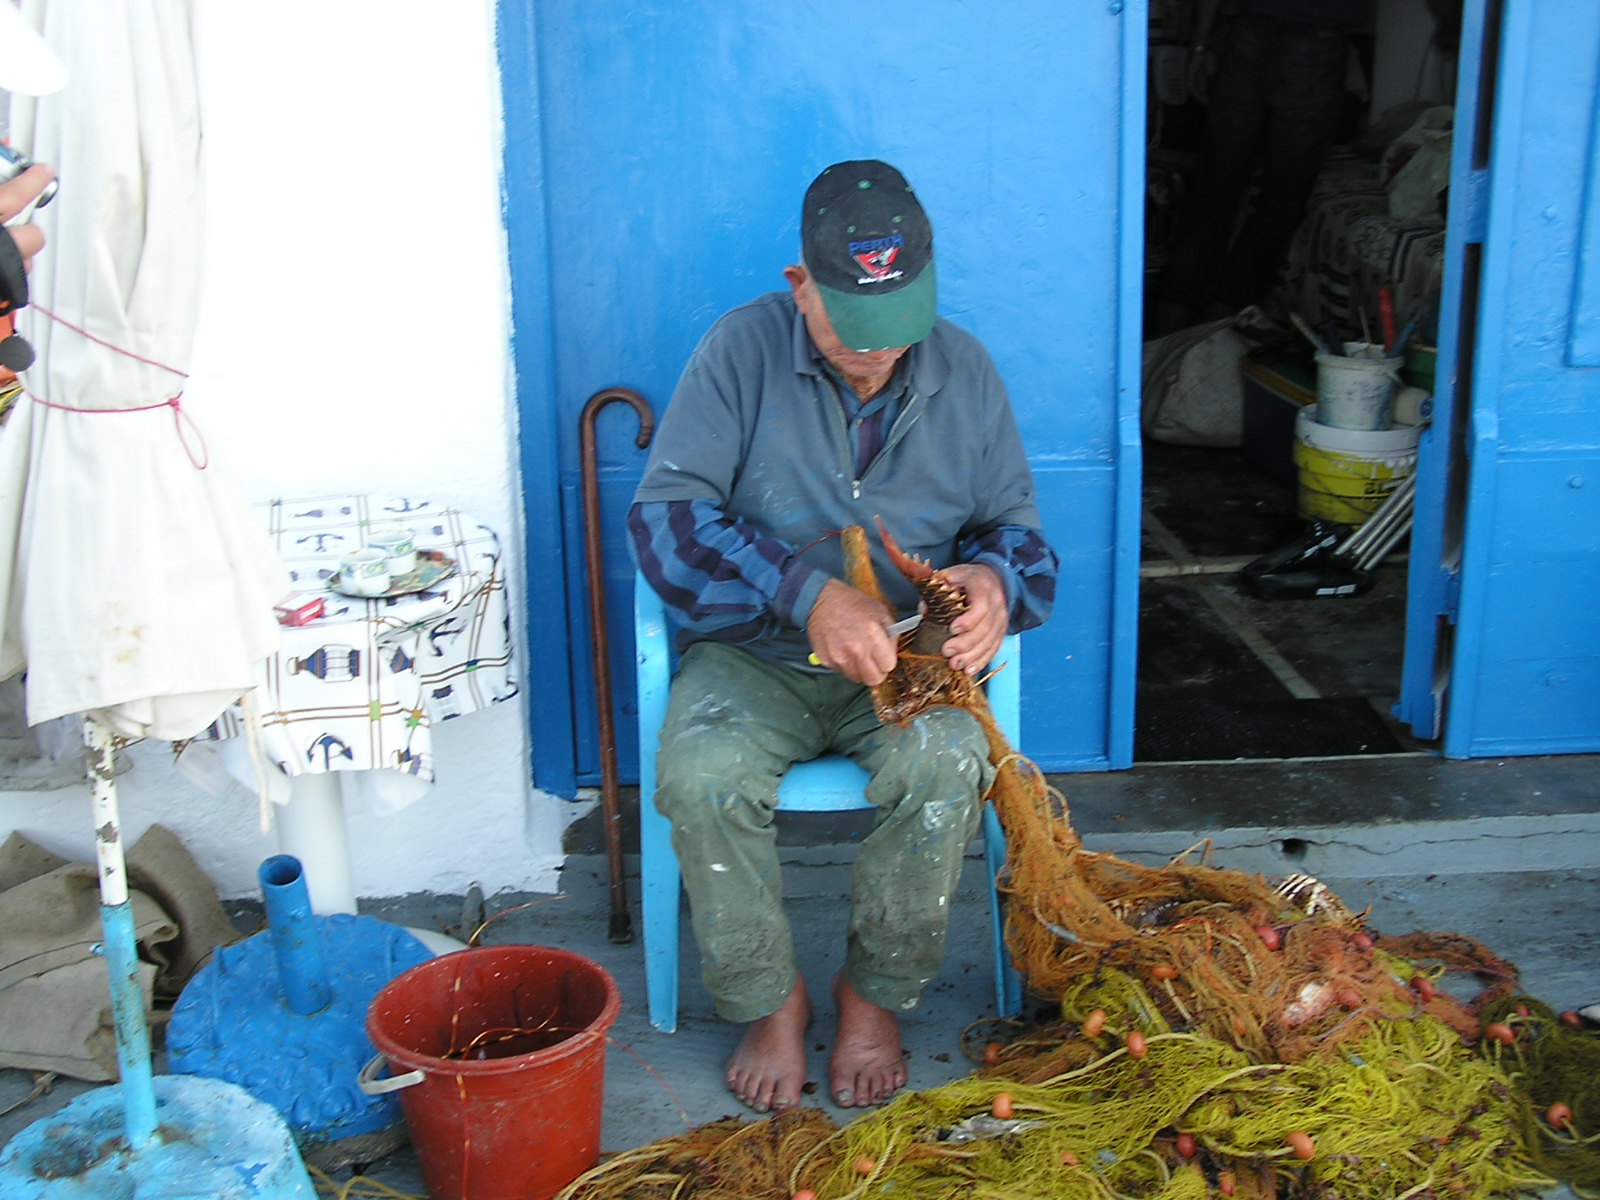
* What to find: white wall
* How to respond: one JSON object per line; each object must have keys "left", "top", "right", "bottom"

{"left": 0, "top": 2, "right": 579, "bottom": 901}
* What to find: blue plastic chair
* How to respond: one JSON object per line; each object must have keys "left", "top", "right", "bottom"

{"left": 634, "top": 570, "right": 1023, "bottom": 1033}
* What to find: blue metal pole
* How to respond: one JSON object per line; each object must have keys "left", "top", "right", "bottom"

{"left": 258, "top": 855, "right": 332, "bottom": 1015}
{"left": 96, "top": 900, "right": 157, "bottom": 1138}
{"left": 84, "top": 719, "right": 158, "bottom": 1148}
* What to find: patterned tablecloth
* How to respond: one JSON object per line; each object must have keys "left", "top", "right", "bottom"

{"left": 192, "top": 495, "right": 518, "bottom": 813}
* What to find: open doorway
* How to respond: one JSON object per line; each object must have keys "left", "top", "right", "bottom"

{"left": 1133, "top": 0, "right": 1462, "bottom": 764}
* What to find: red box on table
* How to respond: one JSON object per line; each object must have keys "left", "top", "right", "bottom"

{"left": 274, "top": 593, "right": 325, "bottom": 626}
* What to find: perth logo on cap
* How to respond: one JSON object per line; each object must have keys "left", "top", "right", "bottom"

{"left": 849, "top": 234, "right": 905, "bottom": 285}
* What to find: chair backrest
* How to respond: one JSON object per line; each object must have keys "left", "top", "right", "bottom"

{"left": 633, "top": 571, "right": 1021, "bottom": 814}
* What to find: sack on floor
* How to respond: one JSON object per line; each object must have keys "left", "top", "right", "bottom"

{"left": 0, "top": 825, "right": 242, "bottom": 1081}
{"left": 1141, "top": 316, "right": 1251, "bottom": 447}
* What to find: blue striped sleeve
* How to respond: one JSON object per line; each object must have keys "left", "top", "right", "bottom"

{"left": 960, "top": 524, "right": 1059, "bottom": 633}
{"left": 627, "top": 499, "right": 827, "bottom": 639}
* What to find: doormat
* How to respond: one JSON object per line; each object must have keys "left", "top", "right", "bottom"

{"left": 1135, "top": 696, "right": 1407, "bottom": 762}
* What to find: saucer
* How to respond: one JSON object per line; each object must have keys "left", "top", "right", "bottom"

{"left": 330, "top": 550, "right": 456, "bottom": 599}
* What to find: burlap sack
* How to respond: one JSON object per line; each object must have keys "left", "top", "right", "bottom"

{"left": 0, "top": 825, "right": 241, "bottom": 1080}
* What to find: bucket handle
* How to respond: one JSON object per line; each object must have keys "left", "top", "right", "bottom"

{"left": 358, "top": 1052, "right": 426, "bottom": 1095}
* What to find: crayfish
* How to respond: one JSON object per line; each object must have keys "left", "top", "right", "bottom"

{"left": 842, "top": 517, "right": 987, "bottom": 726}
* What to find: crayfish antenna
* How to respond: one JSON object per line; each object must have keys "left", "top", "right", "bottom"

{"left": 874, "top": 515, "right": 936, "bottom": 583}
{"left": 874, "top": 516, "right": 969, "bottom": 625}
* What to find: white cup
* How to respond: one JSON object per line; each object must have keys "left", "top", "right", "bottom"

{"left": 339, "top": 548, "right": 391, "bottom": 596}
{"left": 367, "top": 528, "right": 416, "bottom": 577}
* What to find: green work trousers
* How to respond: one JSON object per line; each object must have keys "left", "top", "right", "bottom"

{"left": 654, "top": 641, "right": 994, "bottom": 1023}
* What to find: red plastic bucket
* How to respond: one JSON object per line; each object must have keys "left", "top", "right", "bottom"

{"left": 363, "top": 945, "right": 621, "bottom": 1200}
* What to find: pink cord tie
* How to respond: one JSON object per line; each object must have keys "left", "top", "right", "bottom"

{"left": 19, "top": 304, "right": 207, "bottom": 468}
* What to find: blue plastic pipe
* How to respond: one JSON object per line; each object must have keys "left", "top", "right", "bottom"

{"left": 259, "top": 855, "right": 332, "bottom": 1015}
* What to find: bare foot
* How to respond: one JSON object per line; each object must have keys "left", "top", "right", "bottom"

{"left": 725, "top": 977, "right": 811, "bottom": 1113}
{"left": 829, "top": 972, "right": 907, "bottom": 1107}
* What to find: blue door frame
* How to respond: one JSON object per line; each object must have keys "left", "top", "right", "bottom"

{"left": 1399, "top": 1, "right": 1600, "bottom": 756}
{"left": 498, "top": 1, "right": 1146, "bottom": 797}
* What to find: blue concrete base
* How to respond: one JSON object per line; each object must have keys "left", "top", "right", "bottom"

{"left": 167, "top": 914, "right": 432, "bottom": 1155}
{"left": 0, "top": 1074, "right": 314, "bottom": 1199}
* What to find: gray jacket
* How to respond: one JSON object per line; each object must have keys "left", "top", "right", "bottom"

{"left": 633, "top": 289, "right": 1048, "bottom": 668}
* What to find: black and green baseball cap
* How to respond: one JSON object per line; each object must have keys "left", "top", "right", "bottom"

{"left": 801, "top": 160, "right": 936, "bottom": 351}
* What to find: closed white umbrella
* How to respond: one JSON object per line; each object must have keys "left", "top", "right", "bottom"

{"left": 0, "top": 1, "right": 285, "bottom": 740}
{"left": 0, "top": 6, "right": 314, "bottom": 1195}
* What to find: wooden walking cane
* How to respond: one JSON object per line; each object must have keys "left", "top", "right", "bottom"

{"left": 579, "top": 386, "right": 655, "bottom": 943}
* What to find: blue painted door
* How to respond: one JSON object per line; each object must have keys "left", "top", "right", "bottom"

{"left": 1399, "top": 1, "right": 1600, "bottom": 756}
{"left": 499, "top": 2, "right": 1146, "bottom": 796}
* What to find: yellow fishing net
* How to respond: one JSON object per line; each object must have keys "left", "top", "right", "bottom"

{"left": 1474, "top": 997, "right": 1600, "bottom": 1193}
{"left": 559, "top": 528, "right": 1597, "bottom": 1199}
{"left": 559, "top": 1004, "right": 1557, "bottom": 1200}
{"left": 555, "top": 1109, "right": 840, "bottom": 1200}
{"left": 795, "top": 1000, "right": 1549, "bottom": 1200}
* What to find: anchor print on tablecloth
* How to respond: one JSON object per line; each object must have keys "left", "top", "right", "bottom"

{"left": 296, "top": 530, "right": 349, "bottom": 555}
{"left": 425, "top": 617, "right": 468, "bottom": 657}
{"left": 289, "top": 503, "right": 355, "bottom": 521}
{"left": 307, "top": 734, "right": 354, "bottom": 770}
{"left": 379, "top": 498, "right": 430, "bottom": 517}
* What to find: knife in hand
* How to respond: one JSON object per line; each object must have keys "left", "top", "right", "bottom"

{"left": 808, "top": 613, "right": 922, "bottom": 666}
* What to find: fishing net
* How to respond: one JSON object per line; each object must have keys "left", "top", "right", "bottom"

{"left": 559, "top": 1004, "right": 1559, "bottom": 1200}
{"left": 1474, "top": 996, "right": 1600, "bottom": 1193}
{"left": 559, "top": 528, "right": 1598, "bottom": 1200}
{"left": 792, "top": 1003, "right": 1550, "bottom": 1200}
{"left": 979, "top": 723, "right": 1517, "bottom": 1060}
{"left": 554, "top": 1108, "right": 839, "bottom": 1200}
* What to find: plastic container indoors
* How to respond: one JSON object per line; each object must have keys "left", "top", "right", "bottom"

{"left": 1314, "top": 341, "right": 1404, "bottom": 431}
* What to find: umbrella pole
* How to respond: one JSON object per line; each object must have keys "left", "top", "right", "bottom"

{"left": 83, "top": 717, "right": 158, "bottom": 1148}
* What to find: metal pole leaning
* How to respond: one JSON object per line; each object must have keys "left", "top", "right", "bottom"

{"left": 1341, "top": 474, "right": 1415, "bottom": 569}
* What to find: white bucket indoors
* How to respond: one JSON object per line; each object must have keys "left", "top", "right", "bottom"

{"left": 1315, "top": 341, "right": 1403, "bottom": 430}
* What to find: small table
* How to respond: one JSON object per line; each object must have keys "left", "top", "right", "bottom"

{"left": 193, "top": 495, "right": 518, "bottom": 917}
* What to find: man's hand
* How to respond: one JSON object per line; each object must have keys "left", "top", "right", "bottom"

{"left": 0, "top": 164, "right": 55, "bottom": 266}
{"left": 805, "top": 578, "right": 898, "bottom": 687}
{"left": 939, "top": 563, "right": 1008, "bottom": 676}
